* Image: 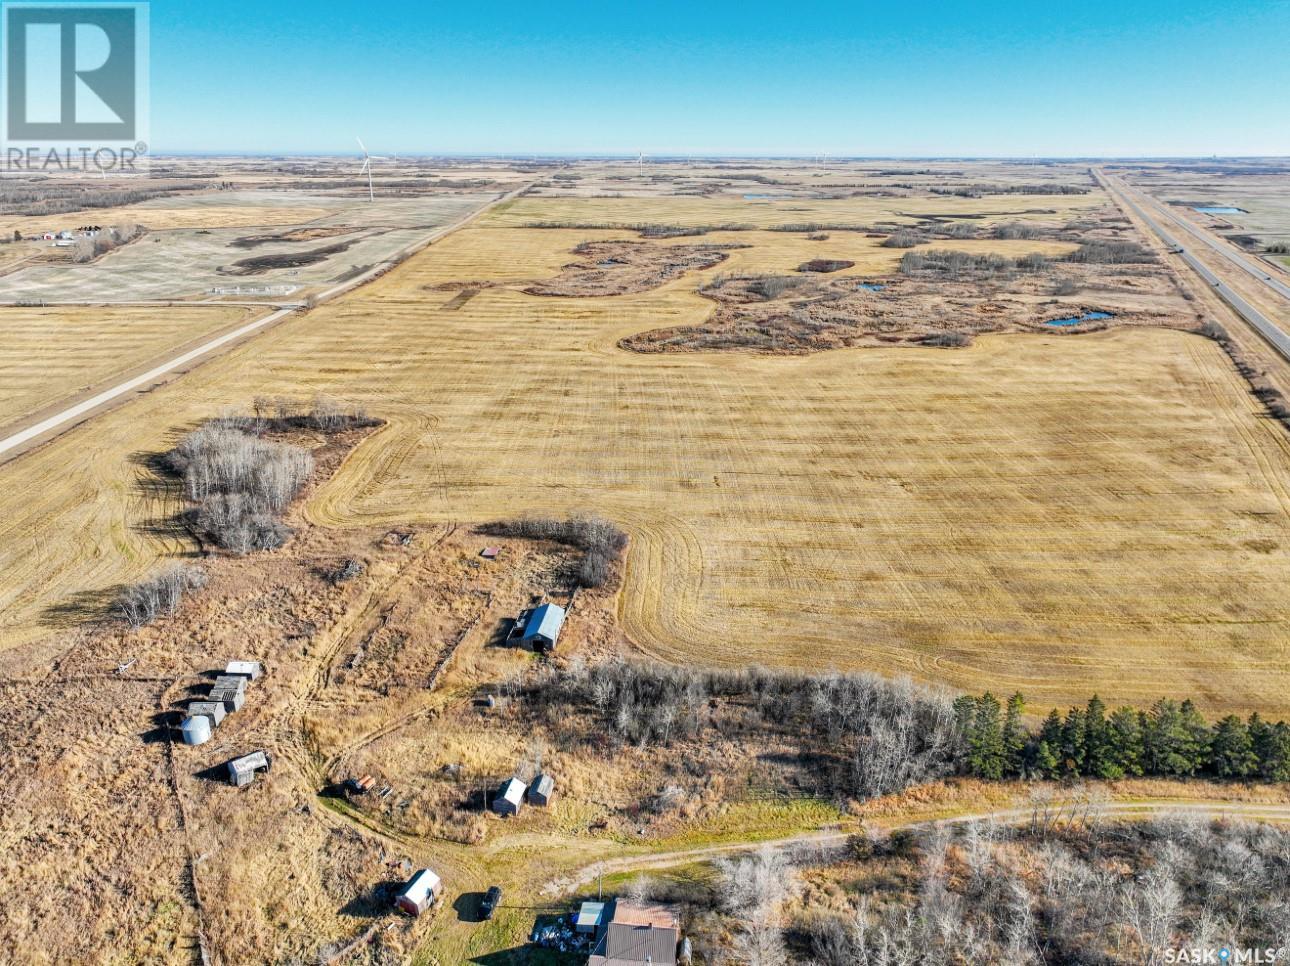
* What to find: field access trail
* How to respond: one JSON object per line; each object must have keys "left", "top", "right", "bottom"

{"left": 544, "top": 798, "right": 1290, "bottom": 896}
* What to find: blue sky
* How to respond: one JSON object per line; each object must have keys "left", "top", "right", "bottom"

{"left": 150, "top": 0, "right": 1290, "bottom": 156}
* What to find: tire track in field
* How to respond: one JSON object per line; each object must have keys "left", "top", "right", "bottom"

{"left": 1185, "top": 338, "right": 1290, "bottom": 518}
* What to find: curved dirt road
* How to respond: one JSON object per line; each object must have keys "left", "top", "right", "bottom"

{"left": 544, "top": 798, "right": 1290, "bottom": 895}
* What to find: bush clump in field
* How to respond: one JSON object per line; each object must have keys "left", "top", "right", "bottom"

{"left": 166, "top": 426, "right": 312, "bottom": 553}
{"left": 116, "top": 564, "right": 207, "bottom": 627}
{"left": 881, "top": 229, "right": 923, "bottom": 249}
{"left": 941, "top": 221, "right": 978, "bottom": 239}
{"left": 900, "top": 248, "right": 1049, "bottom": 279}
{"left": 744, "top": 275, "right": 809, "bottom": 300}
{"left": 160, "top": 397, "right": 373, "bottom": 555}
{"left": 991, "top": 221, "right": 1041, "bottom": 239}
{"left": 797, "top": 259, "right": 855, "bottom": 274}
{"left": 920, "top": 331, "right": 971, "bottom": 348}
{"left": 478, "top": 515, "right": 628, "bottom": 588}
{"left": 1063, "top": 240, "right": 1155, "bottom": 264}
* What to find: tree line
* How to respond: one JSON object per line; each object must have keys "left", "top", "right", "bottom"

{"left": 956, "top": 692, "right": 1290, "bottom": 782}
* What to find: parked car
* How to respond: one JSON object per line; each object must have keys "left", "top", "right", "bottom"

{"left": 480, "top": 885, "right": 502, "bottom": 920}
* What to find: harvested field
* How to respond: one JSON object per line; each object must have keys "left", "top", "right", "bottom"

{"left": 1, "top": 211, "right": 1288, "bottom": 715}
{"left": 3, "top": 190, "right": 1290, "bottom": 718}
{"left": 522, "top": 239, "right": 739, "bottom": 297}
{"left": 0, "top": 304, "right": 253, "bottom": 430}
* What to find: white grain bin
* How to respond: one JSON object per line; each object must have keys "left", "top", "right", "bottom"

{"left": 180, "top": 715, "right": 212, "bottom": 746}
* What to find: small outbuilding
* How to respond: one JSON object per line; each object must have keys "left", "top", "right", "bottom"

{"left": 209, "top": 677, "right": 246, "bottom": 712}
{"left": 224, "top": 660, "right": 263, "bottom": 681}
{"left": 180, "top": 715, "right": 212, "bottom": 746}
{"left": 394, "top": 868, "right": 442, "bottom": 916}
{"left": 345, "top": 774, "right": 376, "bottom": 796}
{"left": 528, "top": 773, "right": 555, "bottom": 807}
{"left": 492, "top": 777, "right": 527, "bottom": 816}
{"left": 576, "top": 900, "right": 608, "bottom": 935}
{"left": 227, "top": 751, "right": 272, "bottom": 788}
{"left": 519, "top": 602, "right": 565, "bottom": 654}
{"left": 187, "top": 701, "right": 227, "bottom": 727}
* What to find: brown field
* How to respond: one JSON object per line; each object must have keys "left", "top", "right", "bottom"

{"left": 2, "top": 186, "right": 1290, "bottom": 718}
{"left": 0, "top": 304, "right": 253, "bottom": 431}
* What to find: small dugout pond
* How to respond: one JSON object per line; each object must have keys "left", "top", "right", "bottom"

{"left": 1194, "top": 206, "right": 1247, "bottom": 215}
{"left": 1045, "top": 310, "right": 1114, "bottom": 327}
{"left": 857, "top": 282, "right": 885, "bottom": 291}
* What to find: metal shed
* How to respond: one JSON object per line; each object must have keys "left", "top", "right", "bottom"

{"left": 224, "top": 660, "right": 263, "bottom": 681}
{"left": 492, "top": 777, "right": 527, "bottom": 816}
{"left": 180, "top": 715, "right": 212, "bottom": 746}
{"left": 209, "top": 678, "right": 245, "bottom": 712}
{"left": 227, "top": 750, "right": 272, "bottom": 788}
{"left": 519, "top": 603, "right": 566, "bottom": 653}
{"left": 187, "top": 701, "right": 226, "bottom": 727}
{"left": 528, "top": 773, "right": 555, "bottom": 806}
{"left": 394, "top": 868, "right": 442, "bottom": 916}
{"left": 576, "top": 900, "right": 607, "bottom": 934}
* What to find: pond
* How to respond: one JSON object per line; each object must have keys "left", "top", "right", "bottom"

{"left": 1194, "top": 206, "right": 1246, "bottom": 215}
{"left": 857, "top": 282, "right": 885, "bottom": 291}
{"left": 1045, "top": 310, "right": 1114, "bottom": 327}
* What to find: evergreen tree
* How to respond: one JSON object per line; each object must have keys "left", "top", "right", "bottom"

{"left": 1002, "top": 692, "right": 1027, "bottom": 777}
{"left": 1060, "top": 707, "right": 1088, "bottom": 776}
{"left": 968, "top": 693, "right": 1006, "bottom": 780}
{"left": 1252, "top": 717, "right": 1290, "bottom": 782}
{"left": 952, "top": 694, "right": 978, "bottom": 770}
{"left": 1084, "top": 695, "right": 1113, "bottom": 778}
{"left": 1180, "top": 700, "right": 1213, "bottom": 773}
{"left": 1143, "top": 700, "right": 1194, "bottom": 776}
{"left": 1033, "top": 739, "right": 1059, "bottom": 778}
{"left": 1035, "top": 709, "right": 1063, "bottom": 779}
{"left": 1209, "top": 715, "right": 1256, "bottom": 779}
{"left": 1105, "top": 706, "right": 1144, "bottom": 778}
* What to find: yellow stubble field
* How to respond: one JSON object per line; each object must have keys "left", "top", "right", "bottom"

{"left": 0, "top": 304, "right": 253, "bottom": 430}
{"left": 3, "top": 195, "right": 1289, "bottom": 714}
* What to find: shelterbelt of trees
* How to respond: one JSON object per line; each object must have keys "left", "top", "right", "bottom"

{"left": 955, "top": 692, "right": 1290, "bottom": 782}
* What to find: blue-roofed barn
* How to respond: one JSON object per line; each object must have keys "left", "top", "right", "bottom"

{"left": 520, "top": 603, "right": 565, "bottom": 653}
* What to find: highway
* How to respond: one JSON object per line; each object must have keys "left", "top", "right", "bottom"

{"left": 1131, "top": 184, "right": 1290, "bottom": 302}
{"left": 1099, "top": 171, "right": 1290, "bottom": 362}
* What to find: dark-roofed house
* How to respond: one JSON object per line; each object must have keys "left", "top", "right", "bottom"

{"left": 519, "top": 602, "right": 565, "bottom": 653}
{"left": 587, "top": 900, "right": 680, "bottom": 966}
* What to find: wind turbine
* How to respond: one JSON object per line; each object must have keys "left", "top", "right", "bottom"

{"left": 356, "top": 136, "right": 389, "bottom": 202}
{"left": 637, "top": 150, "right": 644, "bottom": 176}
